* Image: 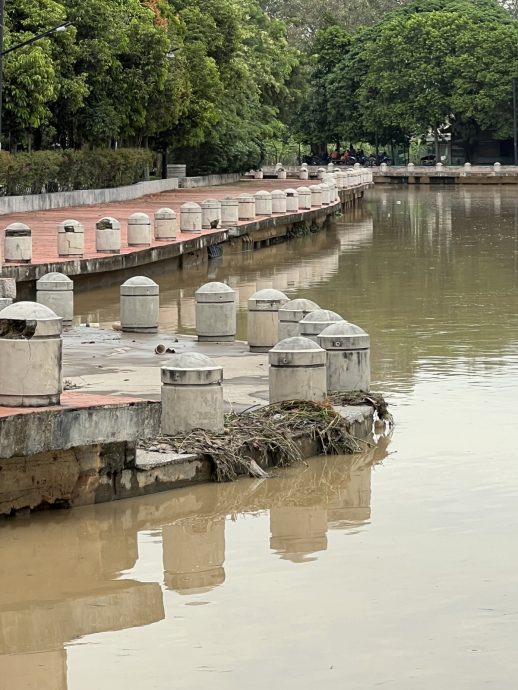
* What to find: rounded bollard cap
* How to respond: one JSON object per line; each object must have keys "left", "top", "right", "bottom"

{"left": 300, "top": 309, "right": 345, "bottom": 336}
{"left": 0, "top": 300, "right": 62, "bottom": 336}
{"left": 297, "top": 186, "right": 311, "bottom": 193}
{"left": 317, "top": 321, "right": 370, "bottom": 350}
{"left": 120, "top": 275, "right": 159, "bottom": 296}
{"left": 221, "top": 196, "right": 239, "bottom": 206}
{"left": 271, "top": 189, "right": 287, "bottom": 198}
{"left": 96, "top": 216, "right": 121, "bottom": 231}
{"left": 279, "top": 298, "right": 320, "bottom": 323}
{"left": 5, "top": 222, "right": 31, "bottom": 237}
{"left": 238, "top": 193, "right": 254, "bottom": 201}
{"left": 155, "top": 207, "right": 177, "bottom": 219}
{"left": 58, "top": 219, "right": 84, "bottom": 232}
{"left": 285, "top": 188, "right": 298, "bottom": 197}
{"left": 269, "top": 336, "right": 326, "bottom": 367}
{"left": 195, "top": 281, "right": 236, "bottom": 303}
{"left": 249, "top": 288, "right": 289, "bottom": 311}
{"left": 128, "top": 212, "right": 151, "bottom": 225}
{"left": 255, "top": 190, "right": 272, "bottom": 198}
{"left": 161, "top": 352, "right": 223, "bottom": 386}
{"left": 181, "top": 202, "right": 201, "bottom": 211}
{"left": 36, "top": 272, "right": 73, "bottom": 292}
{"left": 201, "top": 198, "right": 221, "bottom": 208}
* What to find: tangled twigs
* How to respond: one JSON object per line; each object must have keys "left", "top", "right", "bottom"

{"left": 140, "top": 398, "right": 379, "bottom": 483}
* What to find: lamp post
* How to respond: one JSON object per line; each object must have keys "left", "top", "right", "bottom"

{"left": 0, "top": 1, "right": 71, "bottom": 149}
{"left": 513, "top": 77, "right": 517, "bottom": 166}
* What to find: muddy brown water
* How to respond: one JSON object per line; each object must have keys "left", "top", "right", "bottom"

{"left": 2, "top": 187, "right": 518, "bottom": 688}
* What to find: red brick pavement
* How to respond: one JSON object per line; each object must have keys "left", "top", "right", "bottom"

{"left": 0, "top": 179, "right": 318, "bottom": 267}
{"left": 0, "top": 391, "right": 146, "bottom": 418}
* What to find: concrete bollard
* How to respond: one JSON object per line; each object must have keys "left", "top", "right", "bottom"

{"left": 278, "top": 298, "right": 319, "bottom": 340}
{"left": 324, "top": 180, "right": 335, "bottom": 203}
{"left": 493, "top": 162, "right": 502, "bottom": 172}
{"left": 154, "top": 208, "right": 177, "bottom": 240}
{"left": 271, "top": 190, "right": 287, "bottom": 213}
{"left": 464, "top": 162, "right": 472, "bottom": 171}
{"left": 255, "top": 190, "right": 273, "bottom": 216}
{"left": 299, "top": 308, "right": 345, "bottom": 343}
{"left": 120, "top": 276, "right": 159, "bottom": 332}
{"left": 4, "top": 223, "right": 32, "bottom": 263}
{"left": 299, "top": 167, "right": 309, "bottom": 180}
{"left": 36, "top": 272, "right": 74, "bottom": 326}
{"left": 407, "top": 162, "right": 415, "bottom": 172}
{"left": 310, "top": 185, "right": 322, "bottom": 207}
{"left": 277, "top": 167, "right": 287, "bottom": 180}
{"left": 335, "top": 171, "right": 346, "bottom": 190}
{"left": 127, "top": 212, "right": 152, "bottom": 246}
{"left": 285, "top": 188, "right": 299, "bottom": 212}
{"left": 95, "top": 217, "right": 121, "bottom": 253}
{"left": 180, "top": 202, "right": 202, "bottom": 233}
{"left": 221, "top": 197, "right": 239, "bottom": 225}
{"left": 0, "top": 301, "right": 62, "bottom": 407}
{"left": 317, "top": 167, "right": 326, "bottom": 180}
{"left": 297, "top": 186, "right": 312, "bottom": 210}
{"left": 161, "top": 353, "right": 224, "bottom": 434}
{"left": 254, "top": 169, "right": 264, "bottom": 180}
{"left": 269, "top": 336, "right": 327, "bottom": 403}
{"left": 327, "top": 162, "right": 335, "bottom": 171}
{"left": 201, "top": 199, "right": 222, "bottom": 229}
{"left": 0, "top": 277, "right": 16, "bottom": 310}
{"left": 435, "top": 162, "right": 443, "bottom": 171}
{"left": 238, "top": 193, "right": 256, "bottom": 220}
{"left": 195, "top": 281, "right": 236, "bottom": 342}
{"left": 58, "top": 219, "right": 84, "bottom": 257}
{"left": 318, "top": 321, "right": 370, "bottom": 392}
{"left": 247, "top": 288, "right": 289, "bottom": 352}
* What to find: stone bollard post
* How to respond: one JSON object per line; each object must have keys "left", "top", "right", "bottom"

{"left": 297, "top": 186, "right": 312, "bottom": 209}
{"left": 161, "top": 353, "right": 224, "bottom": 434}
{"left": 221, "top": 198, "right": 239, "bottom": 225}
{"left": 464, "top": 162, "right": 472, "bottom": 171}
{"left": 180, "top": 202, "right": 202, "bottom": 233}
{"left": 380, "top": 162, "right": 388, "bottom": 173}
{"left": 195, "top": 281, "right": 236, "bottom": 342}
{"left": 0, "top": 277, "right": 16, "bottom": 310}
{"left": 154, "top": 208, "right": 177, "bottom": 240}
{"left": 435, "top": 162, "right": 444, "bottom": 171}
{"left": 254, "top": 169, "right": 264, "bottom": 180}
{"left": 327, "top": 162, "right": 335, "bottom": 172}
{"left": 335, "top": 171, "right": 346, "bottom": 190}
{"left": 278, "top": 298, "right": 319, "bottom": 340}
{"left": 321, "top": 181, "right": 330, "bottom": 200}
{"left": 95, "top": 217, "right": 121, "bottom": 253}
{"left": 493, "top": 162, "right": 502, "bottom": 173}
{"left": 0, "top": 302, "right": 62, "bottom": 407}
{"left": 238, "top": 193, "right": 256, "bottom": 220}
{"left": 310, "top": 185, "right": 322, "bottom": 207}
{"left": 269, "top": 336, "right": 327, "bottom": 403}
{"left": 36, "top": 272, "right": 74, "bottom": 326}
{"left": 58, "top": 219, "right": 84, "bottom": 257}
{"left": 201, "top": 199, "right": 222, "bottom": 229}
{"left": 317, "top": 167, "right": 326, "bottom": 180}
{"left": 299, "top": 167, "right": 309, "bottom": 180}
{"left": 247, "top": 288, "right": 289, "bottom": 352}
{"left": 271, "top": 190, "right": 287, "bottom": 213}
{"left": 299, "top": 309, "right": 345, "bottom": 343}
{"left": 346, "top": 169, "right": 356, "bottom": 186}
{"left": 120, "top": 276, "right": 159, "bottom": 332}
{"left": 285, "top": 188, "right": 299, "bottom": 212}
{"left": 277, "top": 167, "right": 287, "bottom": 180}
{"left": 318, "top": 321, "right": 370, "bottom": 392}
{"left": 127, "top": 212, "right": 152, "bottom": 246}
{"left": 4, "top": 223, "right": 32, "bottom": 263}
{"left": 255, "top": 190, "right": 273, "bottom": 216}
{"left": 407, "top": 162, "right": 415, "bottom": 172}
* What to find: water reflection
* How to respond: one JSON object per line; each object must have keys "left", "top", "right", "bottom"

{"left": 0, "top": 439, "right": 389, "bottom": 688}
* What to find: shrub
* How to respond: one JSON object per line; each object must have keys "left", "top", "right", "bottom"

{"left": 0, "top": 148, "right": 155, "bottom": 196}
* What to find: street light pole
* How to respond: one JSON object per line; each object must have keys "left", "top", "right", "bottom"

{"left": 513, "top": 77, "right": 517, "bottom": 166}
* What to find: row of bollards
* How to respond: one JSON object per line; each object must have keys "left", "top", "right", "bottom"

{"left": 0, "top": 179, "right": 350, "bottom": 263}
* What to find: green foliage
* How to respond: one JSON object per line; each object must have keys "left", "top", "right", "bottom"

{"left": 297, "top": 0, "right": 518, "bottom": 154}
{"left": 0, "top": 149, "right": 154, "bottom": 196}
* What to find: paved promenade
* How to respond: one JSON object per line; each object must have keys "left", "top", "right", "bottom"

{"left": 0, "top": 179, "right": 315, "bottom": 268}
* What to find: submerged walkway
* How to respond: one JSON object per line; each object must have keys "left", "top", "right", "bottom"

{"left": 0, "top": 178, "right": 365, "bottom": 284}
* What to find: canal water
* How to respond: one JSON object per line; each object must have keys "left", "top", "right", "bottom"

{"left": 2, "top": 187, "right": 518, "bottom": 688}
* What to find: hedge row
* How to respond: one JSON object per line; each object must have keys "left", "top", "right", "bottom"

{"left": 0, "top": 148, "right": 155, "bottom": 197}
